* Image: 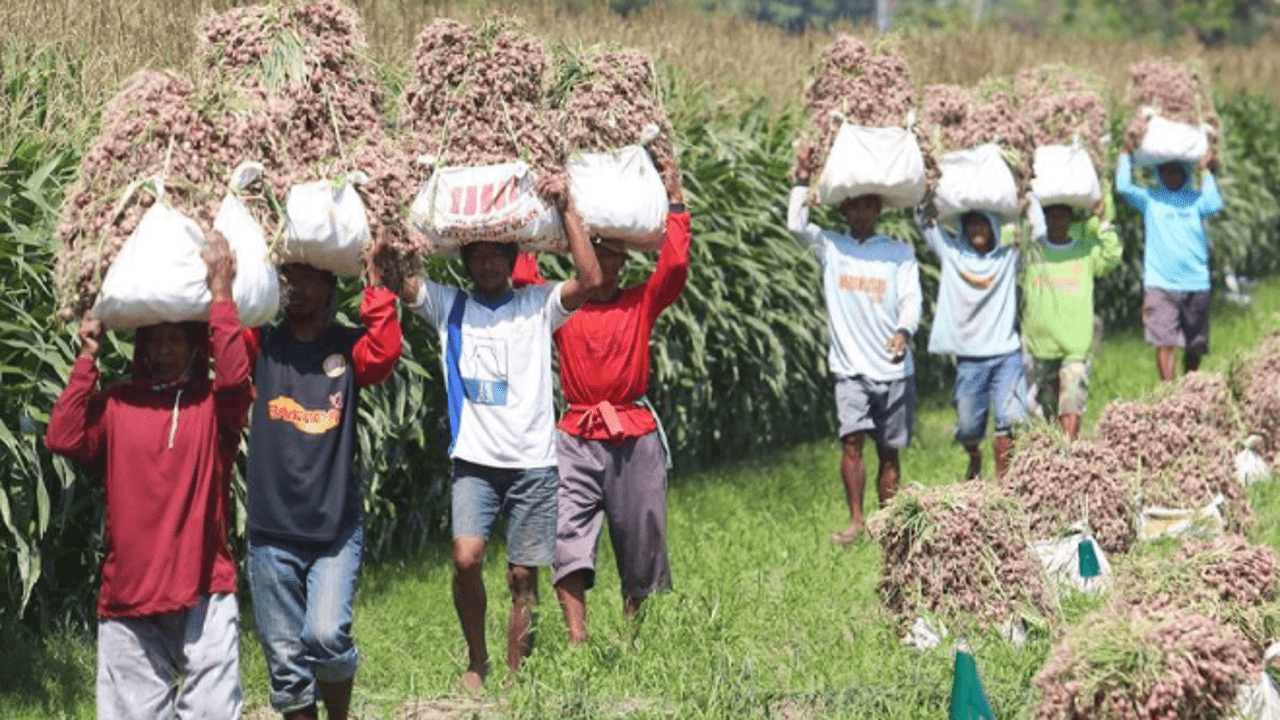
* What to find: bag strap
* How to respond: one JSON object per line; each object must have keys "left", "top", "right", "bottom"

{"left": 445, "top": 290, "right": 467, "bottom": 453}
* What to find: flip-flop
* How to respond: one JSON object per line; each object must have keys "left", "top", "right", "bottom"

{"left": 830, "top": 527, "right": 864, "bottom": 546}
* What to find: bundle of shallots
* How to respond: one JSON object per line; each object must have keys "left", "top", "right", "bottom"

{"left": 1237, "top": 333, "right": 1280, "bottom": 465}
{"left": 1016, "top": 64, "right": 1109, "bottom": 168}
{"left": 794, "top": 34, "right": 916, "bottom": 181}
{"left": 1035, "top": 606, "right": 1255, "bottom": 720}
{"left": 870, "top": 481, "right": 1056, "bottom": 637}
{"left": 55, "top": 71, "right": 228, "bottom": 320}
{"left": 918, "top": 80, "right": 1034, "bottom": 190}
{"left": 1002, "top": 429, "right": 1135, "bottom": 554}
{"left": 1123, "top": 57, "right": 1220, "bottom": 167}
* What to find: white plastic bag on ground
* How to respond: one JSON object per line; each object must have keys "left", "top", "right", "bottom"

{"left": 1133, "top": 110, "right": 1211, "bottom": 167}
{"left": 282, "top": 172, "right": 370, "bottom": 276}
{"left": 410, "top": 160, "right": 564, "bottom": 255}
{"left": 1235, "top": 644, "right": 1280, "bottom": 720}
{"left": 1137, "top": 494, "right": 1226, "bottom": 542}
{"left": 903, "top": 616, "right": 948, "bottom": 651}
{"left": 568, "top": 144, "right": 667, "bottom": 251}
{"left": 816, "top": 122, "right": 927, "bottom": 209}
{"left": 214, "top": 162, "right": 279, "bottom": 328}
{"left": 1030, "top": 523, "right": 1112, "bottom": 596}
{"left": 93, "top": 181, "right": 211, "bottom": 331}
{"left": 1237, "top": 436, "right": 1271, "bottom": 486}
{"left": 934, "top": 143, "right": 1020, "bottom": 220}
{"left": 1030, "top": 143, "right": 1102, "bottom": 209}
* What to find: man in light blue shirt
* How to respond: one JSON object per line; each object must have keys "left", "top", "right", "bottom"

{"left": 1115, "top": 152, "right": 1223, "bottom": 381}
{"left": 789, "top": 179, "right": 921, "bottom": 545}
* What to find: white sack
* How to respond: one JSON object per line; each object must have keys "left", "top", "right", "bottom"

{"left": 1235, "top": 644, "right": 1280, "bottom": 720}
{"left": 93, "top": 198, "right": 210, "bottom": 331}
{"left": 934, "top": 143, "right": 1020, "bottom": 220}
{"left": 903, "top": 616, "right": 948, "bottom": 652}
{"left": 1030, "top": 524, "right": 1112, "bottom": 596}
{"left": 1133, "top": 112, "right": 1211, "bottom": 167}
{"left": 1137, "top": 494, "right": 1226, "bottom": 542}
{"left": 567, "top": 145, "right": 666, "bottom": 251}
{"left": 214, "top": 162, "right": 279, "bottom": 328}
{"left": 1030, "top": 144, "right": 1102, "bottom": 209}
{"left": 410, "top": 161, "right": 564, "bottom": 256}
{"left": 1237, "top": 437, "right": 1271, "bottom": 486}
{"left": 816, "top": 123, "right": 927, "bottom": 209}
{"left": 282, "top": 174, "right": 370, "bottom": 276}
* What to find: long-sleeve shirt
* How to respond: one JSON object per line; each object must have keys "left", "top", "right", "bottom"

{"left": 787, "top": 188, "right": 921, "bottom": 382}
{"left": 512, "top": 212, "right": 692, "bottom": 441}
{"left": 243, "top": 286, "right": 402, "bottom": 544}
{"left": 1022, "top": 196, "right": 1123, "bottom": 361}
{"left": 1114, "top": 153, "right": 1223, "bottom": 292}
{"left": 46, "top": 301, "right": 252, "bottom": 619}
{"left": 918, "top": 210, "right": 1021, "bottom": 358}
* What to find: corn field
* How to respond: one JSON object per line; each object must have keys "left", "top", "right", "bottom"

{"left": 4, "top": 1, "right": 1280, "bottom": 631}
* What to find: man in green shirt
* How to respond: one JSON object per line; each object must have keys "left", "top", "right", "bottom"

{"left": 1023, "top": 190, "right": 1122, "bottom": 439}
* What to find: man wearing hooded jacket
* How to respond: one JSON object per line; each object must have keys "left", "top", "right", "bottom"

{"left": 1115, "top": 152, "right": 1224, "bottom": 382}
{"left": 47, "top": 233, "right": 251, "bottom": 720}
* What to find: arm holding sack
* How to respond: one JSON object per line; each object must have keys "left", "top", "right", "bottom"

{"left": 1195, "top": 162, "right": 1224, "bottom": 219}
{"left": 915, "top": 204, "right": 950, "bottom": 259}
{"left": 644, "top": 151, "right": 691, "bottom": 319}
{"left": 204, "top": 232, "right": 254, "bottom": 439}
{"left": 786, "top": 171, "right": 825, "bottom": 260}
{"left": 1113, "top": 153, "right": 1149, "bottom": 212}
{"left": 352, "top": 234, "right": 403, "bottom": 388}
{"left": 1090, "top": 185, "right": 1123, "bottom": 277}
{"left": 45, "top": 312, "right": 108, "bottom": 468}
{"left": 538, "top": 174, "right": 603, "bottom": 312}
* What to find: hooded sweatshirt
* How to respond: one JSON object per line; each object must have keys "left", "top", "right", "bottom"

{"left": 1115, "top": 153, "right": 1223, "bottom": 292}
{"left": 45, "top": 301, "right": 252, "bottom": 619}
{"left": 918, "top": 210, "right": 1021, "bottom": 358}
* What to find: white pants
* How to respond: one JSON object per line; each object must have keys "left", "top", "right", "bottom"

{"left": 97, "top": 593, "right": 242, "bottom": 720}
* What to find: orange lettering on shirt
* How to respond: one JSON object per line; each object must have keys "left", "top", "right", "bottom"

{"left": 838, "top": 274, "right": 887, "bottom": 303}
{"left": 267, "top": 395, "right": 342, "bottom": 435}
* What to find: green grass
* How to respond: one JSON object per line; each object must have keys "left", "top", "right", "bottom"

{"left": 5, "top": 280, "right": 1280, "bottom": 719}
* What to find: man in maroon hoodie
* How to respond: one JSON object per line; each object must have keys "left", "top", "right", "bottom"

{"left": 46, "top": 233, "right": 251, "bottom": 720}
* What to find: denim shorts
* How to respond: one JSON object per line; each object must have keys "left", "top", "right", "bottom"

{"left": 247, "top": 521, "right": 364, "bottom": 713}
{"left": 953, "top": 350, "right": 1028, "bottom": 445}
{"left": 452, "top": 459, "right": 557, "bottom": 567}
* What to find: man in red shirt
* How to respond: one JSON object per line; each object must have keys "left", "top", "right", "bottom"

{"left": 46, "top": 233, "right": 251, "bottom": 719}
{"left": 513, "top": 154, "right": 689, "bottom": 644}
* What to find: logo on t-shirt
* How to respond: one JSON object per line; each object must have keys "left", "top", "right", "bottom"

{"left": 267, "top": 394, "right": 344, "bottom": 434}
{"left": 838, "top": 274, "right": 887, "bottom": 304}
{"left": 323, "top": 353, "right": 347, "bottom": 378}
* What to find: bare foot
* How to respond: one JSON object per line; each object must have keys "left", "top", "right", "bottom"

{"left": 458, "top": 664, "right": 487, "bottom": 697}
{"left": 830, "top": 523, "right": 865, "bottom": 546}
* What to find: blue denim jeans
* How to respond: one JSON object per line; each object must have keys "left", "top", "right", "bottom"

{"left": 953, "top": 350, "right": 1028, "bottom": 445}
{"left": 247, "top": 521, "right": 363, "bottom": 713}
{"left": 452, "top": 459, "right": 557, "bottom": 567}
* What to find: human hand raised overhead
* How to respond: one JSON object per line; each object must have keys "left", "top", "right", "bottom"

{"left": 649, "top": 147, "right": 684, "bottom": 205}
{"left": 536, "top": 172, "right": 571, "bottom": 212}
{"left": 203, "top": 231, "right": 236, "bottom": 303}
{"left": 77, "top": 310, "right": 103, "bottom": 361}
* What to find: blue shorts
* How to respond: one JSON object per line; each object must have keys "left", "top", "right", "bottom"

{"left": 247, "top": 521, "right": 363, "bottom": 713}
{"left": 452, "top": 459, "right": 557, "bottom": 567}
{"left": 953, "top": 351, "right": 1028, "bottom": 445}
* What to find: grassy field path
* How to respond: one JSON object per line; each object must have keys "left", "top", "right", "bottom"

{"left": 6, "top": 282, "right": 1280, "bottom": 719}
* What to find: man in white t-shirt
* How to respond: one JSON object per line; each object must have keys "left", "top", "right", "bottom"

{"left": 397, "top": 180, "right": 602, "bottom": 692}
{"left": 788, "top": 175, "right": 922, "bottom": 546}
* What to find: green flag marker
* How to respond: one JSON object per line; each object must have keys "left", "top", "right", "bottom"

{"left": 1078, "top": 538, "right": 1101, "bottom": 579}
{"left": 950, "top": 650, "right": 997, "bottom": 720}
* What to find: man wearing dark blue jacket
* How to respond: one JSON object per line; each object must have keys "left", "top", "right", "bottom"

{"left": 1115, "top": 152, "right": 1224, "bottom": 382}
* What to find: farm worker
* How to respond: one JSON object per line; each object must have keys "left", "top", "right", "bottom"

{"left": 510, "top": 151, "right": 688, "bottom": 643}
{"left": 46, "top": 233, "right": 251, "bottom": 720}
{"left": 1022, "top": 190, "right": 1122, "bottom": 440}
{"left": 1114, "top": 151, "right": 1223, "bottom": 382}
{"left": 787, "top": 171, "right": 922, "bottom": 546}
{"left": 395, "top": 175, "right": 603, "bottom": 692}
{"left": 241, "top": 236, "right": 402, "bottom": 720}
{"left": 916, "top": 206, "right": 1026, "bottom": 479}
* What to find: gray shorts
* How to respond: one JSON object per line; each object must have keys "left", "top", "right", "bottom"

{"left": 97, "top": 593, "right": 242, "bottom": 720}
{"left": 553, "top": 431, "right": 672, "bottom": 598}
{"left": 1143, "top": 287, "right": 1210, "bottom": 353}
{"left": 835, "top": 375, "right": 916, "bottom": 448}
